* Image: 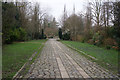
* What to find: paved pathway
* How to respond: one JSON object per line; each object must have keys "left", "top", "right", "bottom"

{"left": 24, "top": 39, "right": 118, "bottom": 79}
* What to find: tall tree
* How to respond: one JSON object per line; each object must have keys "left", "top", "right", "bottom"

{"left": 91, "top": 0, "right": 102, "bottom": 31}
{"left": 2, "top": 2, "right": 19, "bottom": 43}
{"left": 84, "top": 2, "right": 92, "bottom": 40}
{"left": 31, "top": 3, "right": 40, "bottom": 39}
{"left": 62, "top": 4, "right": 68, "bottom": 32}
{"left": 113, "top": 1, "right": 120, "bottom": 50}
{"left": 58, "top": 28, "right": 62, "bottom": 39}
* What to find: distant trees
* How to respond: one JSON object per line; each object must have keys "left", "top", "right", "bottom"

{"left": 2, "top": 1, "right": 120, "bottom": 50}
{"left": 2, "top": 2, "right": 57, "bottom": 44}
{"left": 44, "top": 16, "right": 58, "bottom": 38}
{"left": 60, "top": 0, "right": 120, "bottom": 50}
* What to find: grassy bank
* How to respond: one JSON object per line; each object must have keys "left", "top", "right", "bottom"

{"left": 61, "top": 40, "right": 118, "bottom": 74}
{"left": 2, "top": 39, "right": 47, "bottom": 78}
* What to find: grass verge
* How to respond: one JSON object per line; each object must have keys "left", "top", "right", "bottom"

{"left": 2, "top": 39, "right": 47, "bottom": 78}
{"left": 61, "top": 40, "right": 119, "bottom": 75}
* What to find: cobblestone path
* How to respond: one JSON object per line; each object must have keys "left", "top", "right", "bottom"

{"left": 24, "top": 39, "right": 118, "bottom": 79}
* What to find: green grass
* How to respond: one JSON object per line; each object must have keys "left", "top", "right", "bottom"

{"left": 2, "top": 39, "right": 47, "bottom": 78}
{"left": 61, "top": 40, "right": 119, "bottom": 74}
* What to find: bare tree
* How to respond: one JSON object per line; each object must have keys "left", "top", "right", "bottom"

{"left": 91, "top": 0, "right": 102, "bottom": 31}
{"left": 102, "top": 1, "right": 113, "bottom": 27}
{"left": 62, "top": 4, "right": 68, "bottom": 32}
{"left": 84, "top": 2, "right": 92, "bottom": 40}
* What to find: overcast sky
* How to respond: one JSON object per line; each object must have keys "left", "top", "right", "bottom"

{"left": 28, "top": 0, "right": 89, "bottom": 21}
{"left": 4, "top": 0, "right": 116, "bottom": 21}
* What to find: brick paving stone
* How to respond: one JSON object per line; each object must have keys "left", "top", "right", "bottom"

{"left": 55, "top": 41, "right": 119, "bottom": 79}
{"left": 24, "top": 39, "right": 118, "bottom": 79}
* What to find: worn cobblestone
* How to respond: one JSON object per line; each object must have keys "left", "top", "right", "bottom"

{"left": 24, "top": 39, "right": 118, "bottom": 79}
{"left": 55, "top": 40, "right": 118, "bottom": 78}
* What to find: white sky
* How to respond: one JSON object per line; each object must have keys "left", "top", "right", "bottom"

{"left": 3, "top": 0, "right": 117, "bottom": 22}
{"left": 28, "top": 0, "right": 89, "bottom": 21}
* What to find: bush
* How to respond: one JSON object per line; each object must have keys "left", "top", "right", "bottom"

{"left": 81, "top": 39, "right": 85, "bottom": 43}
{"left": 18, "top": 27, "right": 26, "bottom": 41}
{"left": 112, "top": 46, "right": 119, "bottom": 50}
{"left": 34, "top": 32, "right": 40, "bottom": 39}
{"left": 106, "top": 45, "right": 111, "bottom": 50}
{"left": 39, "top": 34, "right": 47, "bottom": 39}
{"left": 62, "top": 32, "right": 70, "bottom": 40}
{"left": 104, "top": 38, "right": 118, "bottom": 50}
{"left": 5, "top": 29, "right": 18, "bottom": 44}
{"left": 76, "top": 35, "right": 84, "bottom": 42}
{"left": 87, "top": 39, "right": 94, "bottom": 44}
{"left": 104, "top": 38, "right": 116, "bottom": 46}
{"left": 4, "top": 27, "right": 27, "bottom": 44}
{"left": 44, "top": 34, "right": 47, "bottom": 39}
{"left": 92, "top": 31, "right": 104, "bottom": 46}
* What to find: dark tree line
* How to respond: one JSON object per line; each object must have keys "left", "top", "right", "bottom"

{"left": 2, "top": 2, "right": 26, "bottom": 44}
{"left": 2, "top": 2, "right": 58, "bottom": 44}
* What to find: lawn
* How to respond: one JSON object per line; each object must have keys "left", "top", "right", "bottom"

{"left": 2, "top": 39, "right": 47, "bottom": 78}
{"left": 61, "top": 40, "right": 118, "bottom": 74}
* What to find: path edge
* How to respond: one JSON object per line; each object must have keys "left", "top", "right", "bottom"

{"left": 60, "top": 41, "right": 119, "bottom": 78}
{"left": 12, "top": 40, "right": 47, "bottom": 79}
